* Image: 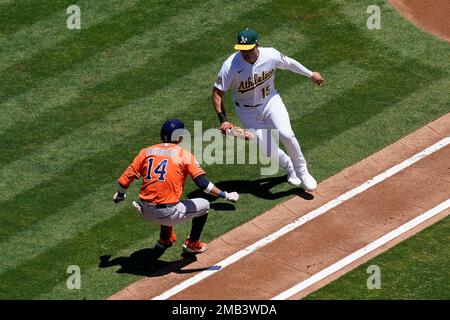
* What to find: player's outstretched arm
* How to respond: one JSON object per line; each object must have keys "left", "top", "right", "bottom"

{"left": 277, "top": 53, "right": 325, "bottom": 86}
{"left": 194, "top": 175, "right": 239, "bottom": 203}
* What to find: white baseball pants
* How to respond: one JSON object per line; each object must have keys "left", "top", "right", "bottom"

{"left": 235, "top": 94, "right": 308, "bottom": 176}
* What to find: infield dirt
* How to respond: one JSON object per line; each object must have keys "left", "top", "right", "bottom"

{"left": 389, "top": 0, "right": 450, "bottom": 42}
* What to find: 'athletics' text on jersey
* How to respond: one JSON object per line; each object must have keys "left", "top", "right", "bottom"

{"left": 214, "top": 47, "right": 313, "bottom": 106}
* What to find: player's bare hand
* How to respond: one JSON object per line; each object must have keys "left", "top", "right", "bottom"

{"left": 311, "top": 72, "right": 324, "bottom": 86}
{"left": 219, "top": 121, "right": 235, "bottom": 134}
{"left": 224, "top": 191, "right": 239, "bottom": 203}
{"left": 113, "top": 192, "right": 126, "bottom": 203}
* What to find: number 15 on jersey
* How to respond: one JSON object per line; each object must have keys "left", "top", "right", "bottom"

{"left": 262, "top": 85, "right": 270, "bottom": 99}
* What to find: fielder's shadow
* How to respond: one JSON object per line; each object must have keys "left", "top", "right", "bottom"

{"left": 98, "top": 248, "right": 211, "bottom": 277}
{"left": 188, "top": 175, "right": 314, "bottom": 203}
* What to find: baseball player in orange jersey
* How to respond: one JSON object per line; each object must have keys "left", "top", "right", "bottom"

{"left": 113, "top": 119, "right": 239, "bottom": 254}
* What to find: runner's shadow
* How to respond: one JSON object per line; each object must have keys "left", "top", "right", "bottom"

{"left": 98, "top": 248, "right": 210, "bottom": 277}
{"left": 187, "top": 175, "right": 314, "bottom": 202}
{"left": 210, "top": 202, "right": 237, "bottom": 211}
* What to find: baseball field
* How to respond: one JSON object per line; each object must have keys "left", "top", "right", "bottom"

{"left": 0, "top": 0, "right": 449, "bottom": 300}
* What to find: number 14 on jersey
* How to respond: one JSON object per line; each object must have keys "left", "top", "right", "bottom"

{"left": 145, "top": 157, "right": 168, "bottom": 181}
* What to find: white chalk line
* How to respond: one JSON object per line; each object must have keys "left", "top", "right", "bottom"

{"left": 152, "top": 136, "right": 450, "bottom": 300}
{"left": 272, "top": 198, "right": 450, "bottom": 300}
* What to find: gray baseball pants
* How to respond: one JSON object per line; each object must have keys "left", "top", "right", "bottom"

{"left": 133, "top": 198, "right": 210, "bottom": 226}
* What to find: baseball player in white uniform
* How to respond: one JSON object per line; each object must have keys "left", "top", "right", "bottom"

{"left": 212, "top": 28, "right": 324, "bottom": 191}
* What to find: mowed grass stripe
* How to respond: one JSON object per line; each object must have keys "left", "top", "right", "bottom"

{"left": 1, "top": 1, "right": 219, "bottom": 165}
{"left": 0, "top": 0, "right": 270, "bottom": 136}
{"left": 0, "top": 0, "right": 69, "bottom": 36}
{"left": 11, "top": 76, "right": 450, "bottom": 299}
{"left": 0, "top": 0, "right": 140, "bottom": 73}
{"left": 0, "top": 0, "right": 204, "bottom": 103}
{"left": 282, "top": 61, "right": 370, "bottom": 121}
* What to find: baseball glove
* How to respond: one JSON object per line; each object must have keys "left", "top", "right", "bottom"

{"left": 219, "top": 122, "right": 255, "bottom": 140}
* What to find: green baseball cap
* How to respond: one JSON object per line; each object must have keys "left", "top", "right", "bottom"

{"left": 234, "top": 28, "right": 259, "bottom": 50}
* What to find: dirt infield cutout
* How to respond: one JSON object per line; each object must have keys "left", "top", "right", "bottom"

{"left": 389, "top": 0, "right": 450, "bottom": 43}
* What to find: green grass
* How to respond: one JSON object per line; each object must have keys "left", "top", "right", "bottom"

{"left": 0, "top": 0, "right": 448, "bottom": 299}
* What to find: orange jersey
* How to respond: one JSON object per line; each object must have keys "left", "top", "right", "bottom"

{"left": 118, "top": 143, "right": 205, "bottom": 204}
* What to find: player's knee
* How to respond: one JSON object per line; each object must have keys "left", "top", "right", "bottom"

{"left": 198, "top": 198, "right": 210, "bottom": 212}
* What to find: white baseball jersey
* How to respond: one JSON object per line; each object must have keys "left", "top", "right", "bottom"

{"left": 214, "top": 47, "right": 313, "bottom": 107}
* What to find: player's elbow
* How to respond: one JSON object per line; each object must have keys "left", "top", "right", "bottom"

{"left": 212, "top": 87, "right": 224, "bottom": 98}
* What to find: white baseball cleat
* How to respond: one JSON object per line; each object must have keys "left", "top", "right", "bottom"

{"left": 287, "top": 165, "right": 302, "bottom": 186}
{"left": 300, "top": 172, "right": 317, "bottom": 192}
{"left": 288, "top": 175, "right": 302, "bottom": 186}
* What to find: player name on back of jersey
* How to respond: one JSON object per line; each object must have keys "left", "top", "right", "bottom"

{"left": 238, "top": 68, "right": 275, "bottom": 93}
{"left": 146, "top": 146, "right": 177, "bottom": 157}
